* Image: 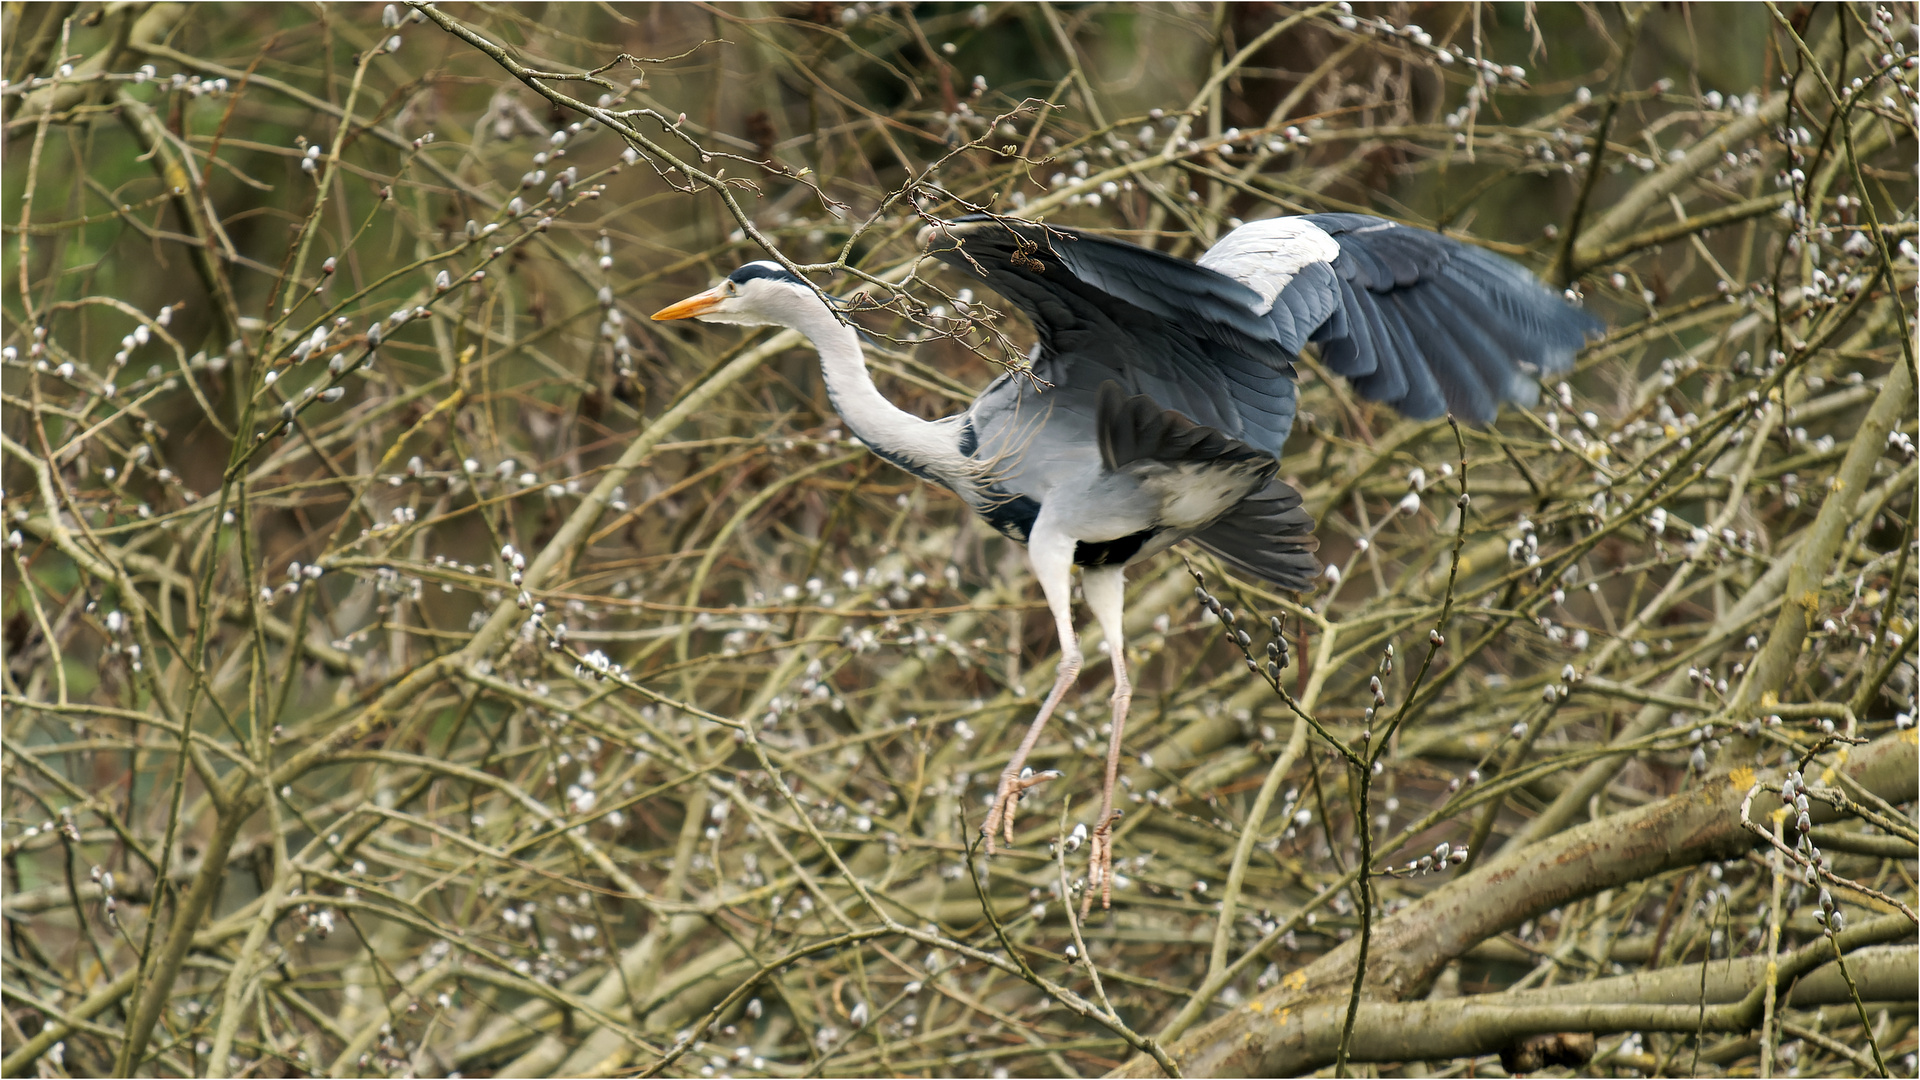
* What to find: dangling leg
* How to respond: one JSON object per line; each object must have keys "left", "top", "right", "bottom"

{"left": 983, "top": 522, "right": 1080, "bottom": 852}
{"left": 1079, "top": 564, "right": 1130, "bottom": 913}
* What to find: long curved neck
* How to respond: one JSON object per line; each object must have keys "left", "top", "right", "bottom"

{"left": 789, "top": 301, "right": 960, "bottom": 475}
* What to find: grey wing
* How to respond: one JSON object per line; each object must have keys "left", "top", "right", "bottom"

{"left": 922, "top": 217, "right": 1301, "bottom": 459}
{"left": 1199, "top": 213, "right": 1604, "bottom": 422}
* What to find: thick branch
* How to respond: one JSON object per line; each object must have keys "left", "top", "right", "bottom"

{"left": 1112, "top": 732, "right": 1917, "bottom": 1077}
{"left": 1175, "top": 939, "right": 1913, "bottom": 1074}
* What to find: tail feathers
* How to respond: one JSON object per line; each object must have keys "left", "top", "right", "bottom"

{"left": 1095, "top": 381, "right": 1271, "bottom": 472}
{"left": 1188, "top": 479, "right": 1320, "bottom": 591}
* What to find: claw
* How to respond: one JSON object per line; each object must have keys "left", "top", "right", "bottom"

{"left": 982, "top": 768, "right": 1060, "bottom": 852}
{"left": 1080, "top": 809, "right": 1124, "bottom": 915}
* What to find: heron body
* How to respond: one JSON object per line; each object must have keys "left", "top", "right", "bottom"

{"left": 654, "top": 214, "right": 1601, "bottom": 908}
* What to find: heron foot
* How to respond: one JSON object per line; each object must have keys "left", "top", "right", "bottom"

{"left": 1081, "top": 809, "right": 1124, "bottom": 915}
{"left": 982, "top": 767, "right": 1061, "bottom": 853}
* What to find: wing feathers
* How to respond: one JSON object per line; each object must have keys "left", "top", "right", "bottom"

{"left": 904, "top": 214, "right": 1604, "bottom": 592}
{"left": 1188, "top": 479, "right": 1320, "bottom": 591}
{"left": 926, "top": 218, "right": 1279, "bottom": 354}
{"left": 1203, "top": 213, "right": 1601, "bottom": 422}
{"left": 1370, "top": 290, "right": 1454, "bottom": 420}
{"left": 927, "top": 218, "right": 1303, "bottom": 457}
{"left": 1095, "top": 381, "right": 1272, "bottom": 473}
{"left": 916, "top": 214, "right": 1600, "bottom": 583}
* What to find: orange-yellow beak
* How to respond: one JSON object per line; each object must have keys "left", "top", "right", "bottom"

{"left": 650, "top": 287, "right": 724, "bottom": 321}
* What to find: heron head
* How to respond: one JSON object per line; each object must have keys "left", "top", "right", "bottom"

{"left": 651, "top": 261, "right": 817, "bottom": 327}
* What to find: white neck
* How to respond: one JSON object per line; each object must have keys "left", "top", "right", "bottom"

{"left": 785, "top": 298, "right": 961, "bottom": 476}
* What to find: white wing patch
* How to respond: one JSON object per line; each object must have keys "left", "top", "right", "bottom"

{"left": 1197, "top": 218, "right": 1344, "bottom": 315}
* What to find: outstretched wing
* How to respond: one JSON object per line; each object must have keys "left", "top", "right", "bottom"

{"left": 1199, "top": 213, "right": 1603, "bottom": 421}
{"left": 921, "top": 217, "right": 1301, "bottom": 458}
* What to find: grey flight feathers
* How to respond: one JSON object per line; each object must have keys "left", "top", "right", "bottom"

{"left": 923, "top": 213, "right": 1600, "bottom": 431}
{"left": 916, "top": 213, "right": 1600, "bottom": 588}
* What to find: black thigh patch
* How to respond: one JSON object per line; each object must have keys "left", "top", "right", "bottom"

{"left": 1074, "top": 528, "right": 1157, "bottom": 567}
{"left": 979, "top": 492, "right": 1041, "bottom": 543}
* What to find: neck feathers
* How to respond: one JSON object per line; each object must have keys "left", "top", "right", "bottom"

{"left": 787, "top": 300, "right": 961, "bottom": 477}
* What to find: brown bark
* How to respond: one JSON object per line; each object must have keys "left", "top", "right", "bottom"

{"left": 1112, "top": 731, "right": 1918, "bottom": 1076}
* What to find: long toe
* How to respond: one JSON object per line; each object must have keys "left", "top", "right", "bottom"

{"left": 982, "top": 780, "right": 1013, "bottom": 854}
{"left": 1081, "top": 839, "right": 1109, "bottom": 916}
{"left": 989, "top": 768, "right": 1062, "bottom": 848}
{"left": 1082, "top": 811, "right": 1122, "bottom": 913}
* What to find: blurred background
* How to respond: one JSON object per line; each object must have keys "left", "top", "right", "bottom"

{"left": 3, "top": 3, "right": 1915, "bottom": 1077}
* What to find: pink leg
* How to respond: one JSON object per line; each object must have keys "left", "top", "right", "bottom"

{"left": 1079, "top": 564, "right": 1131, "bottom": 913}
{"left": 982, "top": 526, "right": 1080, "bottom": 853}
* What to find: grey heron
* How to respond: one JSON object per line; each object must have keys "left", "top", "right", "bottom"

{"left": 653, "top": 213, "right": 1601, "bottom": 908}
